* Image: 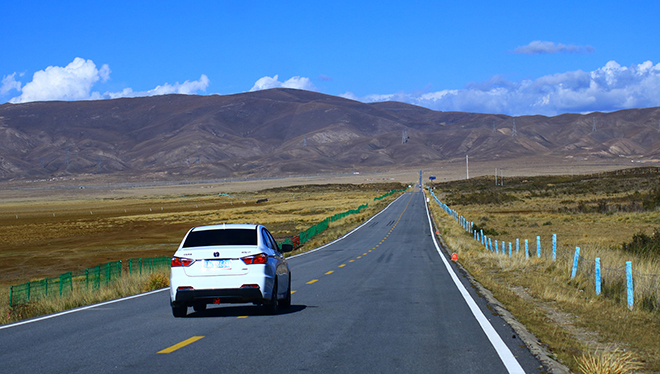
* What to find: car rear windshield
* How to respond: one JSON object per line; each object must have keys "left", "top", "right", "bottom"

{"left": 183, "top": 229, "right": 258, "bottom": 248}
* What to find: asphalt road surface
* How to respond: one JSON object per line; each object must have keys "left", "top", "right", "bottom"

{"left": 1, "top": 191, "right": 546, "bottom": 373}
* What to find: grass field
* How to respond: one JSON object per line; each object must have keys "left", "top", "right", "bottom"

{"left": 429, "top": 167, "right": 660, "bottom": 373}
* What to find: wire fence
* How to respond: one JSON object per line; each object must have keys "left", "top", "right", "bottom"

{"left": 9, "top": 257, "right": 169, "bottom": 307}
{"left": 279, "top": 188, "right": 406, "bottom": 248}
{"left": 428, "top": 188, "right": 660, "bottom": 313}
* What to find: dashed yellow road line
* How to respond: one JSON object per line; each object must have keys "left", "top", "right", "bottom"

{"left": 158, "top": 336, "right": 205, "bottom": 354}
{"left": 363, "top": 253, "right": 367, "bottom": 255}
{"left": 237, "top": 316, "right": 248, "bottom": 319}
{"left": 306, "top": 279, "right": 318, "bottom": 284}
{"left": 368, "top": 250, "right": 372, "bottom": 253}
{"left": 291, "top": 290, "right": 297, "bottom": 294}
{"left": 338, "top": 264, "right": 346, "bottom": 268}
{"left": 325, "top": 270, "right": 334, "bottom": 275}
{"left": 349, "top": 259, "right": 355, "bottom": 262}
{"left": 357, "top": 256, "right": 362, "bottom": 259}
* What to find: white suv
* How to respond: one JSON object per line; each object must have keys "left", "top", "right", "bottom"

{"left": 169, "top": 224, "right": 291, "bottom": 317}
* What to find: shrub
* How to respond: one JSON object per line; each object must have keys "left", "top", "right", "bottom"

{"left": 620, "top": 228, "right": 660, "bottom": 258}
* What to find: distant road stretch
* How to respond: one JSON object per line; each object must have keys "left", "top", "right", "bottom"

{"left": 1, "top": 191, "right": 544, "bottom": 374}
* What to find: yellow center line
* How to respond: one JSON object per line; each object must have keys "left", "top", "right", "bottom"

{"left": 237, "top": 316, "right": 248, "bottom": 319}
{"left": 368, "top": 250, "right": 372, "bottom": 253}
{"left": 338, "top": 264, "right": 346, "bottom": 267}
{"left": 325, "top": 270, "right": 334, "bottom": 275}
{"left": 357, "top": 256, "right": 362, "bottom": 259}
{"left": 363, "top": 253, "right": 367, "bottom": 255}
{"left": 158, "top": 336, "right": 205, "bottom": 354}
{"left": 349, "top": 259, "right": 355, "bottom": 262}
{"left": 306, "top": 279, "right": 318, "bottom": 284}
{"left": 291, "top": 290, "right": 297, "bottom": 294}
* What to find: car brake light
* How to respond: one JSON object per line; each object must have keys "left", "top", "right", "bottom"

{"left": 241, "top": 253, "right": 268, "bottom": 265}
{"left": 171, "top": 257, "right": 194, "bottom": 267}
{"left": 240, "top": 284, "right": 260, "bottom": 289}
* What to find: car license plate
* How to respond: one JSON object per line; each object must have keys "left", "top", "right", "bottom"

{"left": 203, "top": 260, "right": 231, "bottom": 270}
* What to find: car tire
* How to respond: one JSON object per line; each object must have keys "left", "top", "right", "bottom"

{"left": 193, "top": 302, "right": 207, "bottom": 312}
{"left": 263, "top": 280, "right": 278, "bottom": 315}
{"left": 279, "top": 276, "right": 291, "bottom": 309}
{"left": 172, "top": 304, "right": 187, "bottom": 318}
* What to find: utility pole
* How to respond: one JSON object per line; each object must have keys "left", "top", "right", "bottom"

{"left": 512, "top": 119, "right": 517, "bottom": 137}
{"left": 495, "top": 168, "right": 498, "bottom": 185}
{"left": 592, "top": 117, "right": 597, "bottom": 132}
{"left": 466, "top": 155, "right": 469, "bottom": 180}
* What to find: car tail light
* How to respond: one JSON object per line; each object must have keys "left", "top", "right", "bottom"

{"left": 241, "top": 253, "right": 268, "bottom": 265}
{"left": 171, "top": 257, "right": 194, "bottom": 267}
{"left": 177, "top": 286, "right": 194, "bottom": 291}
{"left": 240, "top": 284, "right": 260, "bottom": 289}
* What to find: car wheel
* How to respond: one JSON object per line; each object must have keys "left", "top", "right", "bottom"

{"left": 263, "top": 280, "right": 278, "bottom": 315}
{"left": 279, "top": 276, "right": 291, "bottom": 309}
{"left": 172, "top": 304, "right": 187, "bottom": 318}
{"left": 193, "top": 302, "right": 207, "bottom": 312}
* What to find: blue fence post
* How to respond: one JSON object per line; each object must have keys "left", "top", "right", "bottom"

{"left": 552, "top": 234, "right": 557, "bottom": 262}
{"left": 626, "top": 261, "right": 634, "bottom": 310}
{"left": 488, "top": 237, "right": 493, "bottom": 252}
{"left": 571, "top": 247, "right": 580, "bottom": 279}
{"left": 516, "top": 238, "right": 519, "bottom": 254}
{"left": 509, "top": 242, "right": 512, "bottom": 257}
{"left": 481, "top": 230, "right": 484, "bottom": 245}
{"left": 536, "top": 236, "right": 541, "bottom": 258}
{"left": 595, "top": 258, "right": 601, "bottom": 295}
{"left": 525, "top": 239, "right": 529, "bottom": 259}
{"left": 495, "top": 240, "right": 499, "bottom": 254}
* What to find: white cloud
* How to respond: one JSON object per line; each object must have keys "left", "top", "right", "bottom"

{"left": 6, "top": 58, "right": 209, "bottom": 103}
{"left": 10, "top": 58, "right": 110, "bottom": 103}
{"left": 105, "top": 74, "right": 210, "bottom": 99}
{"left": 250, "top": 75, "right": 317, "bottom": 91}
{"left": 513, "top": 40, "right": 595, "bottom": 55}
{"left": 1, "top": 73, "right": 22, "bottom": 95}
{"left": 346, "top": 60, "right": 660, "bottom": 116}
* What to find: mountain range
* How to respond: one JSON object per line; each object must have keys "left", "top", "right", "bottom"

{"left": 1, "top": 88, "right": 659, "bottom": 181}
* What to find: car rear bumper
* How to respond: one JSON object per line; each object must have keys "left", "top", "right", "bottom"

{"left": 172, "top": 288, "right": 265, "bottom": 306}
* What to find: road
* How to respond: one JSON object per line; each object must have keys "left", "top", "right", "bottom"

{"left": 1, "top": 191, "right": 545, "bottom": 373}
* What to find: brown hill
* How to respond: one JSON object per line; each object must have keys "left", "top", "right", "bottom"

{"left": 1, "top": 88, "right": 659, "bottom": 181}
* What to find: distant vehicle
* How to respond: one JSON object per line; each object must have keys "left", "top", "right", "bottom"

{"left": 169, "top": 224, "right": 292, "bottom": 317}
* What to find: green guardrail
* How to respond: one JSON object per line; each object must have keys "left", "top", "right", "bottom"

{"left": 279, "top": 188, "right": 407, "bottom": 249}
{"left": 9, "top": 257, "right": 169, "bottom": 307}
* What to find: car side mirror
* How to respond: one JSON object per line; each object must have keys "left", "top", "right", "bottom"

{"left": 281, "top": 244, "right": 294, "bottom": 253}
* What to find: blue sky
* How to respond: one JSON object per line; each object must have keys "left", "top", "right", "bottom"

{"left": 2, "top": 1, "right": 660, "bottom": 116}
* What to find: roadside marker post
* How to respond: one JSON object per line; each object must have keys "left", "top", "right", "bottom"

{"left": 536, "top": 236, "right": 541, "bottom": 258}
{"left": 571, "top": 247, "right": 580, "bottom": 279}
{"left": 595, "top": 258, "right": 601, "bottom": 295}
{"left": 525, "top": 239, "right": 529, "bottom": 259}
{"left": 626, "top": 261, "right": 634, "bottom": 310}
{"left": 516, "top": 238, "right": 519, "bottom": 254}
{"left": 552, "top": 234, "right": 557, "bottom": 262}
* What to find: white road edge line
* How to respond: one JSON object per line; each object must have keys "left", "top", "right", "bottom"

{"left": 288, "top": 193, "right": 407, "bottom": 259}
{"left": 423, "top": 192, "right": 526, "bottom": 374}
{"left": 0, "top": 288, "right": 168, "bottom": 330}
{"left": 2, "top": 192, "right": 408, "bottom": 330}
